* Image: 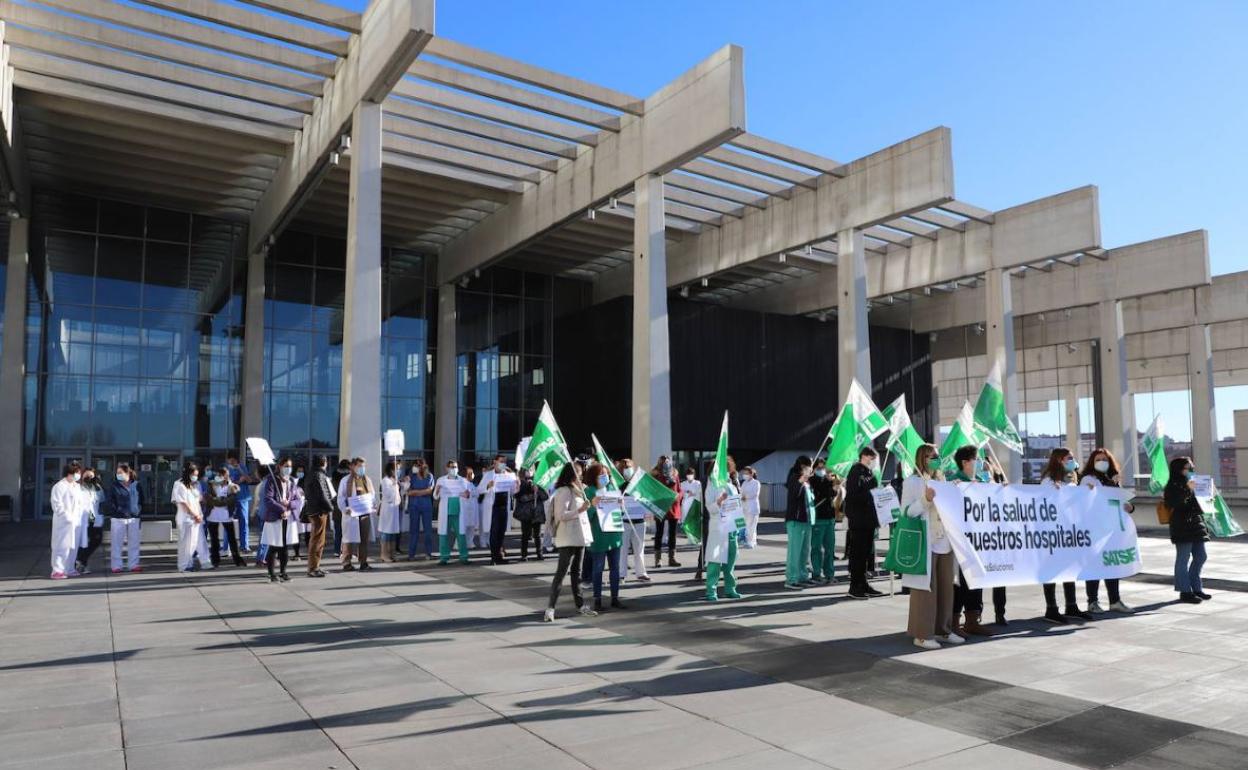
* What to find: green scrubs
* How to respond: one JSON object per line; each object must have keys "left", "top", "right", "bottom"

{"left": 785, "top": 486, "right": 816, "bottom": 586}
{"left": 811, "top": 519, "right": 837, "bottom": 582}
{"left": 438, "top": 498, "right": 469, "bottom": 564}
{"left": 705, "top": 537, "right": 740, "bottom": 600}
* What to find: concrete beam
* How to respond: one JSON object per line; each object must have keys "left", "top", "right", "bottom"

{"left": 247, "top": 0, "right": 434, "bottom": 254}
{"left": 730, "top": 186, "right": 1098, "bottom": 315}
{"left": 668, "top": 127, "right": 954, "bottom": 290}
{"left": 436, "top": 43, "right": 746, "bottom": 285}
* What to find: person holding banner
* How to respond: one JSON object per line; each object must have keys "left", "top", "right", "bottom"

{"left": 480, "top": 455, "right": 517, "bottom": 565}
{"left": 1038, "top": 448, "right": 1092, "bottom": 623}
{"left": 337, "top": 457, "right": 376, "bottom": 571}
{"left": 1079, "top": 449, "right": 1135, "bottom": 613}
{"left": 844, "top": 448, "right": 884, "bottom": 599}
{"left": 377, "top": 461, "right": 405, "bottom": 563}
{"left": 1165, "top": 456, "right": 1210, "bottom": 604}
{"left": 434, "top": 460, "right": 472, "bottom": 565}
{"left": 544, "top": 462, "right": 597, "bottom": 621}
{"left": 902, "top": 444, "right": 963, "bottom": 649}
{"left": 810, "top": 460, "right": 839, "bottom": 585}
{"left": 585, "top": 462, "right": 626, "bottom": 612}
{"left": 783, "top": 456, "right": 815, "bottom": 590}
{"left": 948, "top": 446, "right": 1009, "bottom": 633}
{"left": 740, "top": 466, "right": 761, "bottom": 549}
{"left": 704, "top": 456, "right": 743, "bottom": 602}
{"left": 260, "top": 457, "right": 301, "bottom": 582}
{"left": 652, "top": 457, "right": 682, "bottom": 569}
{"left": 462, "top": 465, "right": 484, "bottom": 549}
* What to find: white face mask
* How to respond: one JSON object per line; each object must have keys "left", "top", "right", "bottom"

{"left": 447, "top": 467, "right": 459, "bottom": 477}
{"left": 189, "top": 473, "right": 198, "bottom": 483}
{"left": 495, "top": 462, "right": 505, "bottom": 472}
{"left": 1094, "top": 460, "right": 1110, "bottom": 473}
{"left": 622, "top": 467, "right": 635, "bottom": 480}
{"left": 116, "top": 474, "right": 127, "bottom": 483}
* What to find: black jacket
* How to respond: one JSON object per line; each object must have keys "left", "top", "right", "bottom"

{"left": 513, "top": 481, "right": 548, "bottom": 523}
{"left": 1165, "top": 480, "right": 1208, "bottom": 544}
{"left": 302, "top": 468, "right": 335, "bottom": 516}
{"left": 103, "top": 480, "right": 144, "bottom": 518}
{"left": 843, "top": 462, "right": 879, "bottom": 530}
{"left": 784, "top": 470, "right": 811, "bottom": 523}
{"left": 811, "top": 475, "right": 838, "bottom": 521}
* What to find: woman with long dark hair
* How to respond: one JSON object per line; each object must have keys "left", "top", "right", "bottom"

{"left": 1039, "top": 447, "right": 1092, "bottom": 624}
{"left": 783, "top": 455, "right": 815, "bottom": 590}
{"left": 1165, "top": 455, "right": 1209, "bottom": 604}
{"left": 172, "top": 461, "right": 205, "bottom": 572}
{"left": 544, "top": 462, "right": 597, "bottom": 621}
{"left": 1079, "top": 448, "right": 1134, "bottom": 613}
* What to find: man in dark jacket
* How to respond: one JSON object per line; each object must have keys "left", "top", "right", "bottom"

{"left": 301, "top": 455, "right": 336, "bottom": 577}
{"left": 843, "top": 446, "right": 883, "bottom": 599}
{"left": 331, "top": 458, "right": 351, "bottom": 556}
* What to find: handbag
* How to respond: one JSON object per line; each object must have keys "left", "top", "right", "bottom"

{"left": 882, "top": 513, "right": 928, "bottom": 575}
{"left": 1156, "top": 500, "right": 1172, "bottom": 525}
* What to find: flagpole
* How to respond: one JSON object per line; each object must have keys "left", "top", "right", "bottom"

{"left": 982, "top": 442, "right": 1007, "bottom": 483}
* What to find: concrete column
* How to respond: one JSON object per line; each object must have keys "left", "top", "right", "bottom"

{"left": 239, "top": 246, "right": 266, "bottom": 454}
{"left": 0, "top": 219, "right": 29, "bottom": 520}
{"left": 985, "top": 268, "right": 1022, "bottom": 481}
{"left": 1187, "top": 324, "right": 1218, "bottom": 483}
{"left": 1235, "top": 409, "right": 1248, "bottom": 492}
{"left": 338, "top": 100, "right": 383, "bottom": 476}
{"left": 630, "top": 173, "right": 672, "bottom": 466}
{"left": 1064, "top": 384, "right": 1081, "bottom": 457}
{"left": 836, "top": 227, "right": 870, "bottom": 403}
{"left": 1096, "top": 299, "right": 1137, "bottom": 482}
{"left": 434, "top": 282, "right": 457, "bottom": 466}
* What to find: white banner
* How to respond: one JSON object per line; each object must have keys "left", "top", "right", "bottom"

{"left": 930, "top": 480, "right": 1141, "bottom": 589}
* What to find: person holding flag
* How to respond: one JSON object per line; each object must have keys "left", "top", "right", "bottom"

{"left": 703, "top": 414, "right": 744, "bottom": 602}
{"left": 544, "top": 462, "right": 597, "bottom": 622}
{"left": 783, "top": 456, "right": 815, "bottom": 590}
{"left": 584, "top": 462, "right": 626, "bottom": 612}
{"left": 844, "top": 447, "right": 884, "bottom": 600}
{"left": 680, "top": 465, "right": 705, "bottom": 562}
{"left": 652, "top": 457, "right": 682, "bottom": 569}
{"left": 616, "top": 459, "right": 652, "bottom": 583}
{"left": 809, "top": 459, "right": 839, "bottom": 585}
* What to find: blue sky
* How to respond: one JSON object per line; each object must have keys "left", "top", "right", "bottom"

{"left": 335, "top": 0, "right": 1247, "bottom": 440}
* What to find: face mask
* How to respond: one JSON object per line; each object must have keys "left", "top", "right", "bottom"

{"left": 190, "top": 473, "right": 199, "bottom": 483}
{"left": 448, "top": 467, "right": 459, "bottom": 477}
{"left": 597, "top": 474, "right": 608, "bottom": 488}
{"left": 1183, "top": 468, "right": 1193, "bottom": 478}
{"left": 204, "top": 471, "right": 215, "bottom": 481}
{"left": 1094, "top": 460, "right": 1109, "bottom": 473}
{"left": 814, "top": 469, "right": 827, "bottom": 478}
{"left": 623, "top": 467, "right": 635, "bottom": 480}
{"left": 495, "top": 462, "right": 504, "bottom": 472}
{"left": 1064, "top": 459, "right": 1078, "bottom": 473}
{"left": 685, "top": 475, "right": 694, "bottom": 482}
{"left": 354, "top": 466, "right": 365, "bottom": 477}
{"left": 863, "top": 458, "right": 876, "bottom": 470}
{"left": 116, "top": 474, "right": 128, "bottom": 483}
{"left": 281, "top": 467, "right": 293, "bottom": 478}
{"left": 663, "top": 462, "right": 673, "bottom": 472}
{"left": 741, "top": 473, "right": 751, "bottom": 481}
{"left": 296, "top": 471, "right": 305, "bottom": 480}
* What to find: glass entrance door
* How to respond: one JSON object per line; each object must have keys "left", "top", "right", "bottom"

{"left": 37, "top": 452, "right": 86, "bottom": 519}
{"left": 136, "top": 453, "right": 180, "bottom": 516}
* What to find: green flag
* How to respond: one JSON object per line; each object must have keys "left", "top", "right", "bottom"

{"left": 1142, "top": 414, "right": 1169, "bottom": 494}
{"left": 938, "top": 402, "right": 984, "bottom": 472}
{"left": 883, "top": 394, "right": 927, "bottom": 478}
{"left": 972, "top": 358, "right": 1023, "bottom": 453}
{"left": 1208, "top": 493, "right": 1245, "bottom": 538}
{"left": 520, "top": 402, "right": 571, "bottom": 487}
{"left": 824, "top": 379, "right": 888, "bottom": 476}
{"left": 709, "top": 411, "right": 730, "bottom": 489}
{"left": 680, "top": 495, "right": 704, "bottom": 545}
{"left": 623, "top": 468, "right": 678, "bottom": 519}
{"left": 591, "top": 433, "right": 626, "bottom": 492}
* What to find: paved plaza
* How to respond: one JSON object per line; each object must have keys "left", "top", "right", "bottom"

{"left": 3, "top": 519, "right": 1248, "bottom": 770}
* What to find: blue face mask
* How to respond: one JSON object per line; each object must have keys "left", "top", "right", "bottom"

{"left": 1183, "top": 467, "right": 1193, "bottom": 478}
{"left": 1064, "top": 459, "right": 1078, "bottom": 473}
{"left": 354, "top": 466, "right": 366, "bottom": 477}
{"left": 281, "top": 467, "right": 292, "bottom": 478}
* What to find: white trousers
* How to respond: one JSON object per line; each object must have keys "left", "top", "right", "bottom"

{"left": 745, "top": 511, "right": 760, "bottom": 548}
{"left": 621, "top": 520, "right": 648, "bottom": 579}
{"left": 177, "top": 512, "right": 205, "bottom": 571}
{"left": 50, "top": 512, "right": 80, "bottom": 575}
{"left": 110, "top": 518, "right": 141, "bottom": 570}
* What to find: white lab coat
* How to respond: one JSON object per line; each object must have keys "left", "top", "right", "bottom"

{"left": 679, "top": 479, "right": 703, "bottom": 523}
{"left": 740, "top": 476, "right": 762, "bottom": 547}
{"left": 477, "top": 469, "right": 516, "bottom": 538}
{"left": 434, "top": 474, "right": 472, "bottom": 536}
{"left": 337, "top": 474, "right": 377, "bottom": 543}
{"left": 172, "top": 479, "right": 204, "bottom": 571}
{"left": 460, "top": 477, "right": 482, "bottom": 538}
{"left": 260, "top": 476, "right": 301, "bottom": 547}
{"left": 899, "top": 473, "right": 955, "bottom": 592}
{"left": 49, "top": 478, "right": 83, "bottom": 575}
{"left": 703, "top": 480, "right": 740, "bottom": 565}
{"left": 620, "top": 488, "right": 650, "bottom": 579}
{"left": 377, "top": 476, "right": 405, "bottom": 534}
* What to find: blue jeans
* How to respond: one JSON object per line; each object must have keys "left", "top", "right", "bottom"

{"left": 1174, "top": 541, "right": 1208, "bottom": 593}
{"left": 590, "top": 547, "right": 622, "bottom": 601}
{"left": 408, "top": 506, "right": 433, "bottom": 557}
{"left": 233, "top": 497, "right": 251, "bottom": 550}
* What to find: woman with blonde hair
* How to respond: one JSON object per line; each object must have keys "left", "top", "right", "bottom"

{"left": 902, "top": 444, "right": 962, "bottom": 649}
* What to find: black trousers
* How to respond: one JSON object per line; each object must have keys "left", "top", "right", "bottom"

{"left": 548, "top": 546, "right": 585, "bottom": 610}
{"left": 1043, "top": 581, "right": 1079, "bottom": 610}
{"left": 489, "top": 502, "right": 508, "bottom": 560}
{"left": 208, "top": 521, "right": 244, "bottom": 566}
{"left": 77, "top": 525, "right": 103, "bottom": 566}
{"left": 654, "top": 517, "right": 678, "bottom": 558}
{"left": 332, "top": 510, "right": 343, "bottom": 554}
{"left": 952, "top": 570, "right": 1008, "bottom": 616}
{"left": 1086, "top": 578, "right": 1121, "bottom": 604}
{"left": 519, "top": 519, "right": 542, "bottom": 559}
{"left": 265, "top": 545, "right": 289, "bottom": 577}
{"left": 847, "top": 526, "right": 876, "bottom": 591}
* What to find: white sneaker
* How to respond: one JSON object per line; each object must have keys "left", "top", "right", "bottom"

{"left": 913, "top": 638, "right": 940, "bottom": 650}
{"left": 935, "top": 632, "right": 965, "bottom": 645}
{"left": 1087, "top": 600, "right": 1105, "bottom": 613}
{"left": 578, "top": 605, "right": 598, "bottom": 617}
{"left": 542, "top": 608, "right": 555, "bottom": 623}
{"left": 1108, "top": 600, "right": 1133, "bottom": 613}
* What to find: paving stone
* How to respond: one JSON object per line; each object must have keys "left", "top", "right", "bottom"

{"left": 998, "top": 706, "right": 1199, "bottom": 769}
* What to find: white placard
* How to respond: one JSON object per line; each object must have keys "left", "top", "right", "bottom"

{"left": 871, "top": 486, "right": 902, "bottom": 527}
{"left": 595, "top": 491, "right": 624, "bottom": 532}
{"left": 245, "top": 436, "right": 276, "bottom": 467}
{"left": 383, "top": 429, "right": 405, "bottom": 457}
{"left": 492, "top": 472, "right": 518, "bottom": 494}
{"left": 1191, "top": 474, "right": 1215, "bottom": 499}
{"left": 347, "top": 492, "right": 375, "bottom": 517}
{"left": 719, "top": 496, "right": 746, "bottom": 533}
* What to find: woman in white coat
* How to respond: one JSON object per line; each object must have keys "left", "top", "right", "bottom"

{"left": 739, "top": 466, "right": 762, "bottom": 549}
{"left": 172, "top": 461, "right": 205, "bottom": 572}
{"left": 337, "top": 457, "right": 377, "bottom": 571}
{"left": 434, "top": 460, "right": 472, "bottom": 565}
{"left": 377, "top": 461, "right": 405, "bottom": 562}
{"left": 49, "top": 461, "right": 85, "bottom": 579}
{"left": 543, "top": 462, "right": 596, "bottom": 622}
{"left": 704, "top": 456, "right": 744, "bottom": 602}
{"left": 902, "top": 444, "right": 963, "bottom": 650}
